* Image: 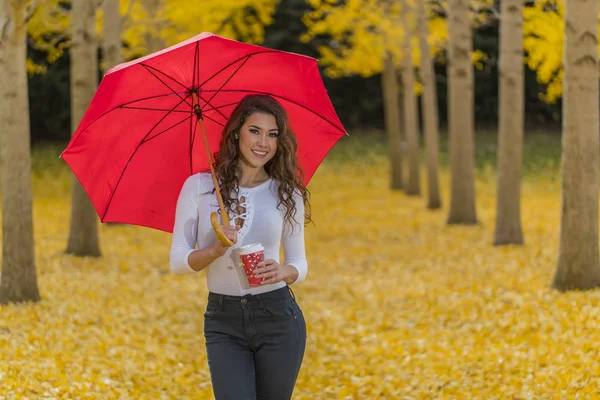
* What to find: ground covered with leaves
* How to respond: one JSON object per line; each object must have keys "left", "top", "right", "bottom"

{"left": 2, "top": 133, "right": 598, "bottom": 399}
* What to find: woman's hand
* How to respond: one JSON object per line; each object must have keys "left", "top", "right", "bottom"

{"left": 253, "top": 259, "right": 299, "bottom": 285}
{"left": 211, "top": 224, "right": 240, "bottom": 258}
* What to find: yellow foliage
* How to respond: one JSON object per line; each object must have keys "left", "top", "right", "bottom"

{"left": 0, "top": 139, "right": 597, "bottom": 398}
{"left": 25, "top": 0, "right": 278, "bottom": 73}
{"left": 26, "top": 0, "right": 70, "bottom": 70}
{"left": 302, "top": 0, "right": 498, "bottom": 79}
{"left": 302, "top": 0, "right": 443, "bottom": 78}
{"left": 122, "top": 0, "right": 278, "bottom": 57}
{"left": 524, "top": 0, "right": 600, "bottom": 103}
{"left": 26, "top": 58, "right": 47, "bottom": 75}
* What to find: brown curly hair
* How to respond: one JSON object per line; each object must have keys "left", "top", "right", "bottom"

{"left": 212, "top": 94, "right": 311, "bottom": 228}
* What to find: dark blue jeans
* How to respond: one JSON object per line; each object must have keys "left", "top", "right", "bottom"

{"left": 204, "top": 286, "right": 307, "bottom": 400}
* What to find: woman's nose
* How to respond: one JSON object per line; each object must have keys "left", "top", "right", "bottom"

{"left": 257, "top": 134, "right": 267, "bottom": 147}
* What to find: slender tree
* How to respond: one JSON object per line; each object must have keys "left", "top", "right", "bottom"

{"left": 142, "top": 0, "right": 164, "bottom": 53}
{"left": 400, "top": 0, "right": 420, "bottom": 196}
{"left": 0, "top": 0, "right": 40, "bottom": 304}
{"left": 102, "top": 0, "right": 122, "bottom": 71}
{"left": 446, "top": 0, "right": 477, "bottom": 224}
{"left": 66, "top": 0, "right": 101, "bottom": 257}
{"left": 382, "top": 53, "right": 404, "bottom": 190}
{"left": 494, "top": 0, "right": 524, "bottom": 245}
{"left": 552, "top": 0, "right": 600, "bottom": 291}
{"left": 417, "top": 0, "right": 441, "bottom": 209}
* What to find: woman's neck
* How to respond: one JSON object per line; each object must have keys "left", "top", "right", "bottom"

{"left": 238, "top": 165, "right": 270, "bottom": 188}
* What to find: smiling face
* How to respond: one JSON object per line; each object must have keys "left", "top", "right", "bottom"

{"left": 238, "top": 112, "right": 279, "bottom": 170}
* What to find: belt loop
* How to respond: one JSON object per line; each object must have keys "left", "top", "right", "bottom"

{"left": 287, "top": 285, "right": 296, "bottom": 302}
{"left": 257, "top": 293, "right": 265, "bottom": 309}
{"left": 218, "top": 294, "right": 224, "bottom": 311}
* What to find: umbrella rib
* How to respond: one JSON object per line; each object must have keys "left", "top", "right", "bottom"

{"left": 199, "top": 50, "right": 279, "bottom": 88}
{"left": 140, "top": 64, "right": 193, "bottom": 108}
{"left": 203, "top": 56, "right": 251, "bottom": 107}
{"left": 201, "top": 89, "right": 345, "bottom": 134}
{"left": 121, "top": 106, "right": 189, "bottom": 113}
{"left": 202, "top": 100, "right": 238, "bottom": 116}
{"left": 69, "top": 92, "right": 189, "bottom": 142}
{"left": 142, "top": 63, "right": 190, "bottom": 91}
{"left": 102, "top": 93, "right": 192, "bottom": 221}
{"left": 203, "top": 113, "right": 225, "bottom": 128}
{"left": 120, "top": 92, "right": 189, "bottom": 107}
{"left": 141, "top": 114, "right": 194, "bottom": 144}
{"left": 190, "top": 114, "right": 200, "bottom": 174}
{"left": 193, "top": 41, "right": 200, "bottom": 91}
{"left": 198, "top": 94, "right": 230, "bottom": 124}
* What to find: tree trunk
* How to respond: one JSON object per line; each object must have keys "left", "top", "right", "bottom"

{"left": 143, "top": 0, "right": 163, "bottom": 54}
{"left": 494, "top": 0, "right": 524, "bottom": 245}
{"left": 0, "top": 0, "right": 40, "bottom": 304}
{"left": 102, "top": 0, "right": 122, "bottom": 71}
{"left": 446, "top": 0, "right": 477, "bottom": 225}
{"left": 552, "top": 0, "right": 600, "bottom": 291}
{"left": 66, "top": 0, "right": 101, "bottom": 257}
{"left": 417, "top": 0, "right": 441, "bottom": 210}
{"left": 381, "top": 53, "right": 404, "bottom": 190}
{"left": 400, "top": 0, "right": 420, "bottom": 196}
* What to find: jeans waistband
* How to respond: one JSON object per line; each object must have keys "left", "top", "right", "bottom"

{"left": 208, "top": 286, "right": 296, "bottom": 306}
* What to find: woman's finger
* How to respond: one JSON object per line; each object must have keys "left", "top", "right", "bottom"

{"left": 222, "top": 226, "right": 237, "bottom": 243}
{"left": 254, "top": 265, "right": 277, "bottom": 277}
{"left": 257, "top": 259, "right": 275, "bottom": 268}
{"left": 260, "top": 273, "right": 282, "bottom": 285}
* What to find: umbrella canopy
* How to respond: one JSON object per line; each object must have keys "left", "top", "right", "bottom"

{"left": 60, "top": 32, "right": 346, "bottom": 233}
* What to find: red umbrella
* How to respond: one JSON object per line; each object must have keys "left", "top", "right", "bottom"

{"left": 60, "top": 32, "right": 346, "bottom": 241}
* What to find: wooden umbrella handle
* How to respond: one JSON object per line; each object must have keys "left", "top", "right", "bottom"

{"left": 193, "top": 93, "right": 233, "bottom": 247}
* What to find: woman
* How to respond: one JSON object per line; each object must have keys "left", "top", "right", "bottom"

{"left": 170, "top": 94, "right": 310, "bottom": 399}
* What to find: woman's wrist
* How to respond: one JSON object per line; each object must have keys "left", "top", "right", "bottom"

{"left": 283, "top": 264, "right": 299, "bottom": 285}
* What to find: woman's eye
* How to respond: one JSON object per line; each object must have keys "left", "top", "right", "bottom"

{"left": 269, "top": 132, "right": 280, "bottom": 138}
{"left": 250, "top": 129, "right": 259, "bottom": 134}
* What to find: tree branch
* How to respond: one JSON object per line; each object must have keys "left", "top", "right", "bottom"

{"left": 24, "top": 0, "right": 40, "bottom": 23}
{"left": 0, "top": 15, "right": 10, "bottom": 46}
{"left": 28, "top": 32, "right": 68, "bottom": 52}
{"left": 471, "top": 4, "right": 501, "bottom": 21}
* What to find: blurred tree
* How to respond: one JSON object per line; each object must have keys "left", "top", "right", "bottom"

{"left": 102, "top": 0, "right": 122, "bottom": 71}
{"left": 552, "top": 0, "right": 600, "bottom": 291}
{"left": 0, "top": 0, "right": 40, "bottom": 304}
{"left": 494, "top": 0, "right": 524, "bottom": 245}
{"left": 400, "top": 0, "right": 420, "bottom": 196}
{"left": 382, "top": 52, "right": 404, "bottom": 189}
{"left": 65, "top": 0, "right": 101, "bottom": 257}
{"left": 446, "top": 0, "right": 477, "bottom": 225}
{"left": 418, "top": 0, "right": 441, "bottom": 209}
{"left": 302, "top": 0, "right": 421, "bottom": 191}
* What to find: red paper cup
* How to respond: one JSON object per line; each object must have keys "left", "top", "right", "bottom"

{"left": 239, "top": 243, "right": 265, "bottom": 287}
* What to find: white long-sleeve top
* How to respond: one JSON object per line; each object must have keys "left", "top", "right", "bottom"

{"left": 169, "top": 172, "right": 308, "bottom": 296}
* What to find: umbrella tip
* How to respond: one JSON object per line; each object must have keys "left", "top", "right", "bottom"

{"left": 345, "top": 132, "right": 350, "bottom": 136}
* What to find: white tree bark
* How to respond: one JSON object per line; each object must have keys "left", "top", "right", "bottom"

{"left": 552, "top": 0, "right": 600, "bottom": 291}
{"left": 382, "top": 53, "right": 404, "bottom": 190}
{"left": 446, "top": 0, "right": 477, "bottom": 224}
{"left": 66, "top": 0, "right": 101, "bottom": 257}
{"left": 143, "top": 0, "right": 163, "bottom": 53}
{"left": 102, "top": 0, "right": 122, "bottom": 71}
{"left": 0, "top": 0, "right": 40, "bottom": 304}
{"left": 494, "top": 0, "right": 524, "bottom": 245}
{"left": 400, "top": 0, "right": 420, "bottom": 196}
{"left": 417, "top": 0, "right": 441, "bottom": 209}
